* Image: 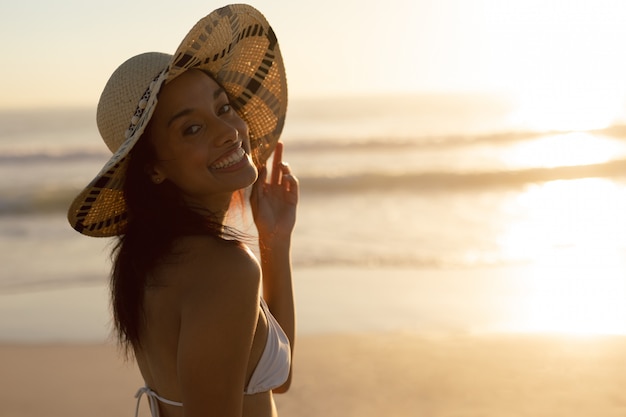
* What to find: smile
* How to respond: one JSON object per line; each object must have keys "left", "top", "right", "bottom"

{"left": 210, "top": 147, "right": 247, "bottom": 170}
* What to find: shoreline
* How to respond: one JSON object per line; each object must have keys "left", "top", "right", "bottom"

{"left": 2, "top": 264, "right": 626, "bottom": 343}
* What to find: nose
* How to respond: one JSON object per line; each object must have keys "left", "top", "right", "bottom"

{"left": 211, "top": 118, "right": 239, "bottom": 147}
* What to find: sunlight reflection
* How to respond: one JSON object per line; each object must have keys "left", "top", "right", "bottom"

{"left": 512, "top": 88, "right": 622, "bottom": 132}
{"left": 502, "top": 132, "right": 626, "bottom": 169}
{"left": 519, "top": 249, "right": 626, "bottom": 335}
{"left": 499, "top": 178, "right": 626, "bottom": 335}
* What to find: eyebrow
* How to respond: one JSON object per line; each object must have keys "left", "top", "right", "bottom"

{"left": 166, "top": 87, "right": 228, "bottom": 127}
{"left": 167, "top": 108, "right": 193, "bottom": 127}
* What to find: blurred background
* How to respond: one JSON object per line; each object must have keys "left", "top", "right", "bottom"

{"left": 2, "top": 0, "right": 626, "bottom": 343}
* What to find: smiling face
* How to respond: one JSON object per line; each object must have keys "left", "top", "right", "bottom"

{"left": 146, "top": 70, "right": 258, "bottom": 214}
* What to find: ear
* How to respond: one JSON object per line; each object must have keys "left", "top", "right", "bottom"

{"left": 145, "top": 164, "right": 166, "bottom": 185}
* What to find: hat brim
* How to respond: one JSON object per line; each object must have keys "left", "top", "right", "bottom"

{"left": 67, "top": 4, "right": 287, "bottom": 237}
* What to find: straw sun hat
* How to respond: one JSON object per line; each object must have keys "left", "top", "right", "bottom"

{"left": 67, "top": 4, "right": 287, "bottom": 237}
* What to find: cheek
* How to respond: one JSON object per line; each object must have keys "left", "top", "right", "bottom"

{"left": 237, "top": 122, "right": 251, "bottom": 152}
{"left": 232, "top": 113, "right": 248, "bottom": 132}
{"left": 158, "top": 147, "right": 209, "bottom": 179}
{"left": 242, "top": 137, "right": 252, "bottom": 154}
{"left": 151, "top": 137, "right": 181, "bottom": 170}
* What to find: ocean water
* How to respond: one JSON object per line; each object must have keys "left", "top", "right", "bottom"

{"left": 3, "top": 95, "right": 626, "bottom": 339}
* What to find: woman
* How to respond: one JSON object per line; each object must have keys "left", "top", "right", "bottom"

{"left": 67, "top": 5, "right": 297, "bottom": 417}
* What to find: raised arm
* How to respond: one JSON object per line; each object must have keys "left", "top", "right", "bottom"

{"left": 250, "top": 141, "right": 298, "bottom": 391}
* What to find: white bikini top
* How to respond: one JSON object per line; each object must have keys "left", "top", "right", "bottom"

{"left": 134, "top": 299, "right": 291, "bottom": 417}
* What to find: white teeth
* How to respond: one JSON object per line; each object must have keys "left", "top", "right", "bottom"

{"left": 211, "top": 147, "right": 246, "bottom": 169}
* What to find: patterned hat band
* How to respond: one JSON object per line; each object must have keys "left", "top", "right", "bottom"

{"left": 125, "top": 71, "right": 166, "bottom": 140}
{"left": 67, "top": 4, "right": 287, "bottom": 237}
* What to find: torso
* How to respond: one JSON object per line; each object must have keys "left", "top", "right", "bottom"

{"left": 133, "top": 235, "right": 277, "bottom": 417}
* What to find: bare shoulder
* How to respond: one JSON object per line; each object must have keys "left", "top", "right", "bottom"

{"left": 169, "top": 235, "right": 261, "bottom": 301}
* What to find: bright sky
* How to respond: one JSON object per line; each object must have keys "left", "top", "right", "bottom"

{"left": 3, "top": 0, "right": 626, "bottom": 129}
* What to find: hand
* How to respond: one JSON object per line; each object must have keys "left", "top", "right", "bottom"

{"left": 250, "top": 142, "right": 299, "bottom": 244}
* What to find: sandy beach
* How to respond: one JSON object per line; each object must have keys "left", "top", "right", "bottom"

{"left": 3, "top": 267, "right": 626, "bottom": 416}
{"left": 3, "top": 333, "right": 626, "bottom": 417}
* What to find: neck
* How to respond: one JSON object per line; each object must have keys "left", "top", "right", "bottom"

{"left": 184, "top": 193, "right": 233, "bottom": 224}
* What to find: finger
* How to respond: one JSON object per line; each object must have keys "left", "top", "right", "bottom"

{"left": 271, "top": 142, "right": 284, "bottom": 185}
{"left": 282, "top": 172, "right": 298, "bottom": 189}
{"left": 280, "top": 161, "right": 291, "bottom": 175}
{"left": 273, "top": 160, "right": 291, "bottom": 187}
{"left": 281, "top": 173, "right": 299, "bottom": 202}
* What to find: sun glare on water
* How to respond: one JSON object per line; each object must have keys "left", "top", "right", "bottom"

{"left": 502, "top": 132, "right": 626, "bottom": 169}
{"left": 511, "top": 88, "right": 622, "bottom": 132}
{"left": 499, "top": 179, "right": 626, "bottom": 335}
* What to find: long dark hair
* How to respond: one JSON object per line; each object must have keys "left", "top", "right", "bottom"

{"left": 110, "top": 128, "right": 244, "bottom": 357}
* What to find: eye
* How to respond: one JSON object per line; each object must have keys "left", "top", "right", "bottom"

{"left": 218, "top": 103, "right": 232, "bottom": 115}
{"left": 183, "top": 124, "right": 202, "bottom": 135}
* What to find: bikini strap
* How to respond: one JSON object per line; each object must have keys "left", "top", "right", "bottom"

{"left": 135, "top": 386, "right": 183, "bottom": 417}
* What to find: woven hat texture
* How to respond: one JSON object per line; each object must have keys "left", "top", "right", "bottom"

{"left": 67, "top": 4, "right": 287, "bottom": 237}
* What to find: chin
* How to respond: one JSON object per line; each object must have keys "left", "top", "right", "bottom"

{"left": 238, "top": 162, "right": 258, "bottom": 189}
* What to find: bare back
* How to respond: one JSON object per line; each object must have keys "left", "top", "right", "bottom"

{"left": 134, "top": 235, "right": 278, "bottom": 417}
